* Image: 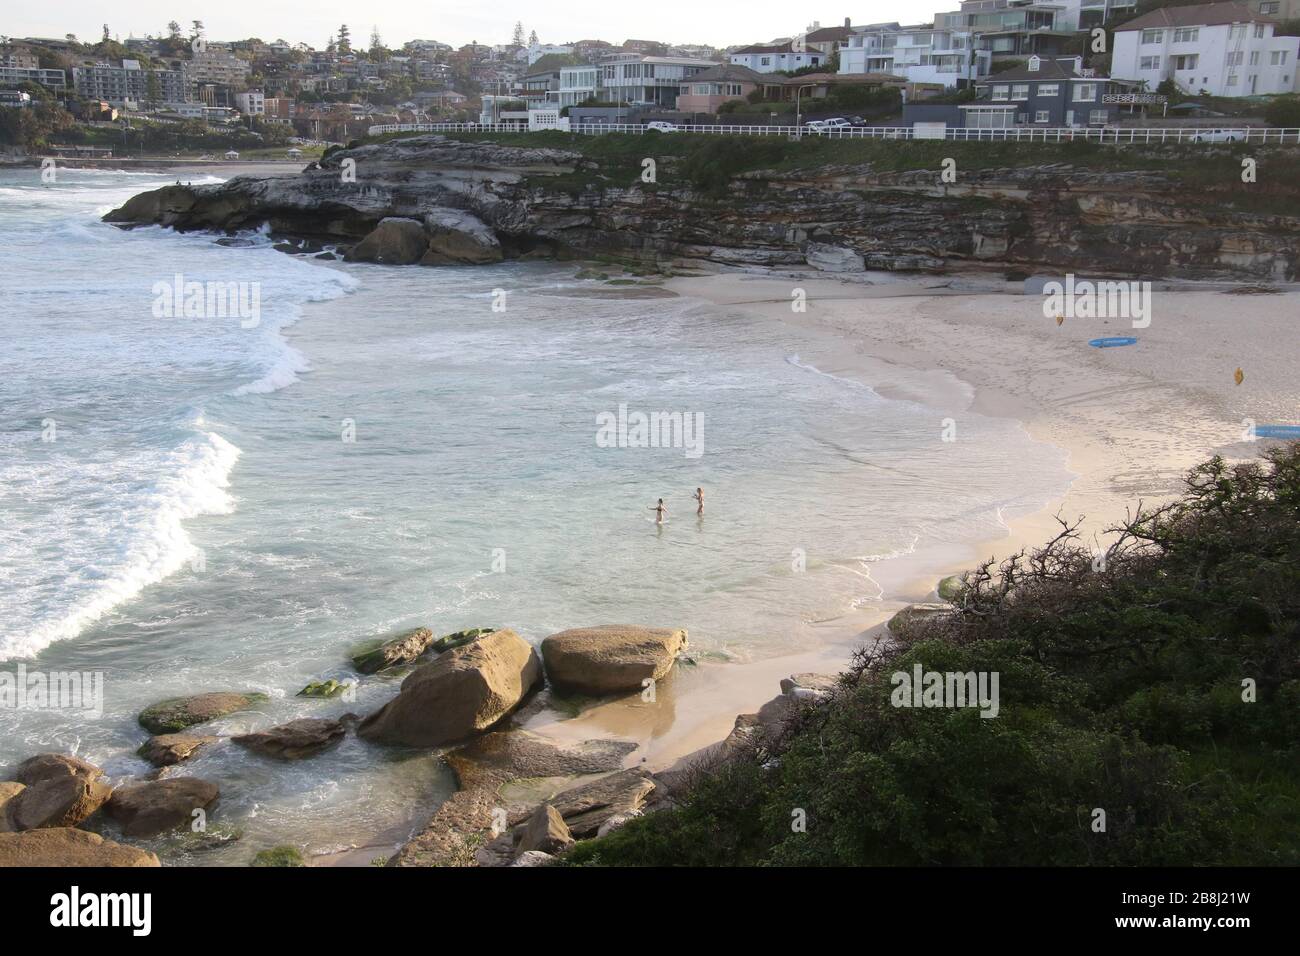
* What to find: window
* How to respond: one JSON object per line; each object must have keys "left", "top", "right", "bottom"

{"left": 1011, "top": 83, "right": 1029, "bottom": 99}
{"left": 1226, "top": 51, "right": 1244, "bottom": 66}
{"left": 1254, "top": 24, "right": 1265, "bottom": 39}
{"left": 1089, "top": 109, "right": 1108, "bottom": 125}
{"left": 1035, "top": 83, "right": 1059, "bottom": 96}
{"left": 1261, "top": 1, "right": 1279, "bottom": 11}
{"left": 992, "top": 84, "right": 1009, "bottom": 100}
{"left": 760, "top": 56, "right": 771, "bottom": 66}
{"left": 1272, "top": 51, "right": 1289, "bottom": 65}
{"left": 1172, "top": 28, "right": 1199, "bottom": 43}
{"left": 1074, "top": 83, "right": 1097, "bottom": 101}
{"left": 1250, "top": 51, "right": 1261, "bottom": 65}
{"left": 1034, "top": 109, "right": 1050, "bottom": 122}
{"left": 1172, "top": 54, "right": 1199, "bottom": 70}
{"left": 1227, "top": 74, "right": 1239, "bottom": 86}
{"left": 1141, "top": 29, "right": 1163, "bottom": 44}
{"left": 1140, "top": 56, "right": 1161, "bottom": 70}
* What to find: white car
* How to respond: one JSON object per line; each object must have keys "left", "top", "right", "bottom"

{"left": 804, "top": 120, "right": 828, "bottom": 133}
{"left": 1190, "top": 128, "right": 1245, "bottom": 143}
{"left": 645, "top": 121, "right": 680, "bottom": 133}
{"left": 822, "top": 117, "right": 853, "bottom": 130}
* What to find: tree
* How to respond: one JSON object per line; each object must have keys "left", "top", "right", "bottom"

{"left": 528, "top": 30, "right": 539, "bottom": 46}
{"left": 167, "top": 21, "right": 182, "bottom": 41}
{"left": 1263, "top": 95, "right": 1300, "bottom": 128}
{"left": 512, "top": 22, "right": 526, "bottom": 48}
{"left": 337, "top": 25, "right": 352, "bottom": 54}
{"left": 190, "top": 21, "right": 204, "bottom": 42}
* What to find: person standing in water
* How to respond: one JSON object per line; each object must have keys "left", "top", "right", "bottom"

{"left": 692, "top": 487, "right": 704, "bottom": 516}
{"left": 650, "top": 498, "right": 668, "bottom": 525}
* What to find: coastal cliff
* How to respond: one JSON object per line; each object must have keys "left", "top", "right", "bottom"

{"left": 104, "top": 133, "right": 1300, "bottom": 280}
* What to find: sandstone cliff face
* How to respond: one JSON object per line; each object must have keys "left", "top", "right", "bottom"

{"left": 103, "top": 135, "right": 1299, "bottom": 281}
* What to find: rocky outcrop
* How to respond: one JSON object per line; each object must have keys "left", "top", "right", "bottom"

{"left": 358, "top": 628, "right": 542, "bottom": 746}
{"left": 102, "top": 134, "right": 1300, "bottom": 281}
{"left": 138, "top": 734, "right": 218, "bottom": 767}
{"left": 887, "top": 603, "right": 955, "bottom": 640}
{"left": 138, "top": 692, "right": 268, "bottom": 734}
{"left": 233, "top": 717, "right": 348, "bottom": 760}
{"left": 541, "top": 625, "right": 688, "bottom": 696}
{"left": 516, "top": 804, "right": 573, "bottom": 855}
{"left": 6, "top": 755, "right": 112, "bottom": 830}
{"left": 0, "top": 782, "right": 25, "bottom": 832}
{"left": 105, "top": 777, "right": 220, "bottom": 838}
{"left": 0, "top": 828, "right": 160, "bottom": 867}
{"left": 351, "top": 626, "right": 434, "bottom": 674}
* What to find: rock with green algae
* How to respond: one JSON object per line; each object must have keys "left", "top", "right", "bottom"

{"left": 138, "top": 692, "right": 269, "bottom": 734}
{"left": 431, "top": 627, "right": 496, "bottom": 654}
{"left": 937, "top": 575, "right": 964, "bottom": 602}
{"left": 350, "top": 627, "right": 434, "bottom": 674}
{"left": 298, "top": 679, "right": 348, "bottom": 699}
{"left": 251, "top": 845, "right": 306, "bottom": 867}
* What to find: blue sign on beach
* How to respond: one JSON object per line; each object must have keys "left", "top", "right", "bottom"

{"left": 1088, "top": 336, "right": 1138, "bottom": 348}
{"left": 1256, "top": 425, "right": 1300, "bottom": 440}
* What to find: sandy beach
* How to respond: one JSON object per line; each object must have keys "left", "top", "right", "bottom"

{"left": 523, "top": 271, "right": 1300, "bottom": 780}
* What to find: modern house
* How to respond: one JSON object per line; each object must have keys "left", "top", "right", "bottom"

{"left": 558, "top": 65, "right": 602, "bottom": 106}
{"left": 1111, "top": 2, "right": 1299, "bottom": 96}
{"left": 674, "top": 64, "right": 767, "bottom": 112}
{"left": 599, "top": 53, "right": 718, "bottom": 107}
{"left": 963, "top": 55, "right": 1132, "bottom": 127}
{"left": 839, "top": 23, "right": 993, "bottom": 89}
{"left": 936, "top": 1, "right": 1076, "bottom": 62}
{"left": 72, "top": 60, "right": 187, "bottom": 108}
{"left": 729, "top": 42, "right": 825, "bottom": 73}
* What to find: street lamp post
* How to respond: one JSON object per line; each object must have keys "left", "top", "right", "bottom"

{"left": 794, "top": 84, "right": 814, "bottom": 137}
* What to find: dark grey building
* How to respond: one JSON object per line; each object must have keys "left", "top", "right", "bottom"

{"left": 963, "top": 55, "right": 1134, "bottom": 127}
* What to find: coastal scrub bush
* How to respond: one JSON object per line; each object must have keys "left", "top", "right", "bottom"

{"left": 566, "top": 444, "right": 1300, "bottom": 867}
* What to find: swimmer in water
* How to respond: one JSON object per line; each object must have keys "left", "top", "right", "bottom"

{"left": 650, "top": 498, "right": 667, "bottom": 525}
{"left": 692, "top": 487, "right": 704, "bottom": 516}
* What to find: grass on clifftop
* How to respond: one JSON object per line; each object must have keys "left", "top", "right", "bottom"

{"left": 363, "top": 129, "right": 1300, "bottom": 212}
{"left": 563, "top": 444, "right": 1300, "bottom": 866}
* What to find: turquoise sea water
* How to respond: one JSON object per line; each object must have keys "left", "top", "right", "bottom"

{"left": 0, "top": 168, "right": 1073, "bottom": 863}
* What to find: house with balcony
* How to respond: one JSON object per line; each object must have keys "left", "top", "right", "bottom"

{"left": 599, "top": 54, "right": 718, "bottom": 107}
{"left": 558, "top": 65, "right": 602, "bottom": 106}
{"left": 839, "top": 22, "right": 993, "bottom": 88}
{"left": 1111, "top": 2, "right": 1299, "bottom": 96}
{"left": 937, "top": 1, "right": 1076, "bottom": 62}
{"left": 963, "top": 55, "right": 1132, "bottom": 126}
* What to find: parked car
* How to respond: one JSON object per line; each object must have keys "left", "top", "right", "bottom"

{"left": 645, "top": 121, "right": 680, "bottom": 133}
{"left": 1190, "top": 128, "right": 1245, "bottom": 143}
{"left": 822, "top": 117, "right": 853, "bottom": 130}
{"left": 804, "top": 120, "right": 828, "bottom": 133}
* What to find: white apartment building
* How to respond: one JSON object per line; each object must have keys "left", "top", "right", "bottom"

{"left": 186, "top": 44, "right": 252, "bottom": 88}
{"left": 234, "top": 90, "right": 265, "bottom": 115}
{"left": 557, "top": 65, "right": 601, "bottom": 106}
{"left": 72, "top": 60, "right": 187, "bottom": 107}
{"left": 729, "top": 42, "right": 825, "bottom": 73}
{"left": 599, "top": 54, "right": 718, "bottom": 107}
{"left": 1112, "top": 2, "right": 1299, "bottom": 96}
{"left": 839, "top": 23, "right": 992, "bottom": 88}
{"left": 527, "top": 43, "right": 573, "bottom": 64}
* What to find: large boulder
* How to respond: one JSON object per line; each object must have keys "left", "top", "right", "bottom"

{"left": 233, "top": 718, "right": 348, "bottom": 760}
{"left": 105, "top": 777, "right": 220, "bottom": 838}
{"left": 421, "top": 209, "right": 503, "bottom": 265}
{"left": 515, "top": 804, "right": 573, "bottom": 856}
{"left": 137, "top": 734, "right": 217, "bottom": 768}
{"left": 540, "top": 625, "right": 688, "bottom": 696}
{"left": 358, "top": 628, "right": 542, "bottom": 747}
{"left": 445, "top": 730, "right": 636, "bottom": 791}
{"left": 805, "top": 242, "right": 865, "bottom": 273}
{"left": 8, "top": 755, "right": 112, "bottom": 831}
{"left": 351, "top": 627, "right": 434, "bottom": 674}
{"left": 345, "top": 217, "right": 428, "bottom": 265}
{"left": 886, "top": 603, "right": 954, "bottom": 640}
{"left": 138, "top": 692, "right": 268, "bottom": 734}
{"left": 0, "top": 828, "right": 160, "bottom": 867}
{"left": 0, "top": 782, "right": 24, "bottom": 832}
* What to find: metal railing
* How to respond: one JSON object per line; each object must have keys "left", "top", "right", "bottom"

{"left": 367, "top": 121, "right": 1300, "bottom": 145}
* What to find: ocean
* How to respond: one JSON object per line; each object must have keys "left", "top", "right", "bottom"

{"left": 0, "top": 167, "right": 1073, "bottom": 863}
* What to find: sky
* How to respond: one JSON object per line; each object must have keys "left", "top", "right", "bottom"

{"left": 2, "top": 2, "right": 949, "bottom": 50}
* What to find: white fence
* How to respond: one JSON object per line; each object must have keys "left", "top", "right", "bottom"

{"left": 368, "top": 121, "right": 1300, "bottom": 145}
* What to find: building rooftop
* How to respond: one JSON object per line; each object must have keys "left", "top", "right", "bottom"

{"left": 1115, "top": 1, "right": 1276, "bottom": 31}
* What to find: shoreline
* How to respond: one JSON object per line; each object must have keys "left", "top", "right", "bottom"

{"left": 315, "top": 265, "right": 1299, "bottom": 864}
